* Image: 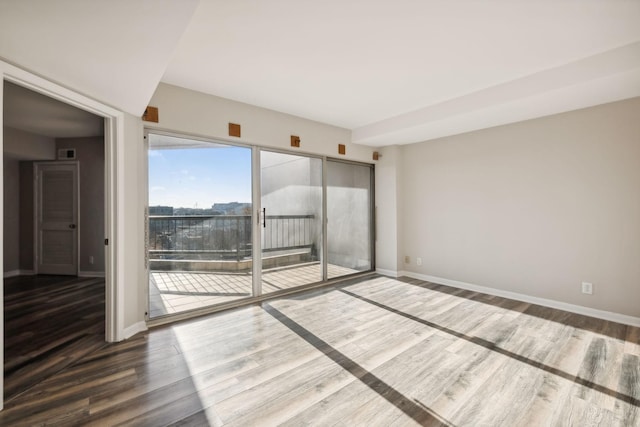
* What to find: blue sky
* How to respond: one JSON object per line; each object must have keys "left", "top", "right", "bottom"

{"left": 148, "top": 146, "right": 251, "bottom": 209}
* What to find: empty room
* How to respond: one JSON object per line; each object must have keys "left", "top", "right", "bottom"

{"left": 0, "top": 1, "right": 639, "bottom": 425}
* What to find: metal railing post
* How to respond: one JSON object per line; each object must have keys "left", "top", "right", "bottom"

{"left": 236, "top": 216, "right": 240, "bottom": 262}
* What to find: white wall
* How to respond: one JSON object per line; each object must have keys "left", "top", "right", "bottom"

{"left": 374, "top": 145, "right": 402, "bottom": 274}
{"left": 400, "top": 97, "right": 640, "bottom": 318}
{"left": 148, "top": 83, "right": 374, "bottom": 163}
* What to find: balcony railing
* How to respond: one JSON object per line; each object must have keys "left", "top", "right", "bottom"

{"left": 148, "top": 214, "right": 317, "bottom": 262}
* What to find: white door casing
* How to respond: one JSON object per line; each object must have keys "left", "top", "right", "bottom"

{"left": 35, "top": 161, "right": 79, "bottom": 275}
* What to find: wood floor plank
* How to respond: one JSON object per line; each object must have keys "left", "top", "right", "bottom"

{"left": 625, "top": 326, "right": 640, "bottom": 356}
{"left": 167, "top": 409, "right": 222, "bottom": 427}
{"left": 89, "top": 351, "right": 260, "bottom": 416}
{"left": 552, "top": 394, "right": 619, "bottom": 427}
{"left": 219, "top": 309, "right": 440, "bottom": 425}
{"left": 575, "top": 336, "right": 626, "bottom": 411}
{"left": 280, "top": 335, "right": 456, "bottom": 426}
{"left": 333, "top": 391, "right": 443, "bottom": 427}
{"left": 3, "top": 275, "right": 105, "bottom": 402}
{"left": 615, "top": 353, "right": 640, "bottom": 425}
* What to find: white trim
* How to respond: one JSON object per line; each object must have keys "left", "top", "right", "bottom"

{"left": 251, "top": 146, "right": 262, "bottom": 297}
{"left": 0, "top": 76, "right": 4, "bottom": 411}
{"left": 113, "top": 116, "right": 126, "bottom": 342}
{"left": 78, "top": 271, "right": 106, "bottom": 278}
{"left": 3, "top": 269, "right": 36, "bottom": 278}
{"left": 401, "top": 271, "right": 640, "bottom": 328}
{"left": 122, "top": 321, "right": 147, "bottom": 340}
{"left": 104, "top": 116, "right": 121, "bottom": 342}
{"left": 376, "top": 268, "right": 400, "bottom": 278}
{"left": 143, "top": 131, "right": 149, "bottom": 322}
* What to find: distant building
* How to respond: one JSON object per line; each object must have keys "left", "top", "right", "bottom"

{"left": 149, "top": 206, "right": 174, "bottom": 215}
{"left": 211, "top": 202, "right": 252, "bottom": 215}
{"left": 174, "top": 207, "right": 217, "bottom": 216}
{"left": 150, "top": 203, "right": 251, "bottom": 216}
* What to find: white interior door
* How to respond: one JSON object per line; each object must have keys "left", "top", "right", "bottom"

{"left": 36, "top": 162, "right": 79, "bottom": 275}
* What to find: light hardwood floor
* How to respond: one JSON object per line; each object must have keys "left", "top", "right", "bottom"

{"left": 1, "top": 275, "right": 638, "bottom": 426}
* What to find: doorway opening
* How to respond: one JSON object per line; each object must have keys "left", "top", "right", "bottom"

{"left": 2, "top": 81, "right": 106, "bottom": 401}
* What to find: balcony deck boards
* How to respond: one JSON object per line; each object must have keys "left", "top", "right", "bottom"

{"left": 149, "top": 263, "right": 359, "bottom": 318}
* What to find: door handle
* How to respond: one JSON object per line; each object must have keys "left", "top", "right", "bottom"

{"left": 69, "top": 224, "right": 76, "bottom": 229}
{"left": 262, "top": 208, "right": 266, "bottom": 228}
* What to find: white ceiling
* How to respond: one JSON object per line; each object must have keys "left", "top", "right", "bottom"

{"left": 0, "top": 0, "right": 200, "bottom": 116}
{"left": 2, "top": 1, "right": 640, "bottom": 146}
{"left": 4, "top": 81, "right": 103, "bottom": 138}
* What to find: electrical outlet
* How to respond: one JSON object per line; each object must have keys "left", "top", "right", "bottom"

{"left": 89, "top": 256, "right": 94, "bottom": 265}
{"left": 404, "top": 256, "right": 410, "bottom": 264}
{"left": 416, "top": 257, "right": 422, "bottom": 266}
{"left": 581, "top": 282, "right": 593, "bottom": 295}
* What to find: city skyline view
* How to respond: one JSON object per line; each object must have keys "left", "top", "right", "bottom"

{"left": 148, "top": 145, "right": 252, "bottom": 209}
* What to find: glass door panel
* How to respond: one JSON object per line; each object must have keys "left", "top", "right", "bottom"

{"left": 327, "top": 160, "right": 373, "bottom": 278}
{"left": 260, "top": 151, "right": 323, "bottom": 294}
{"left": 147, "top": 133, "right": 252, "bottom": 319}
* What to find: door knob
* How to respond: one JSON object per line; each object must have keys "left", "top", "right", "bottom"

{"left": 69, "top": 224, "right": 76, "bottom": 229}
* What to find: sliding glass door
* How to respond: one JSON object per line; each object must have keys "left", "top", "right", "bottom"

{"left": 326, "top": 160, "right": 374, "bottom": 278}
{"left": 260, "top": 151, "right": 323, "bottom": 294}
{"left": 146, "top": 131, "right": 374, "bottom": 320}
{"left": 146, "top": 133, "right": 253, "bottom": 318}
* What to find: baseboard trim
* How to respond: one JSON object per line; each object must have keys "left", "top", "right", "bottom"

{"left": 123, "top": 321, "right": 147, "bottom": 340}
{"left": 78, "top": 271, "right": 106, "bottom": 278}
{"left": 376, "top": 268, "right": 400, "bottom": 278}
{"left": 3, "top": 269, "right": 36, "bottom": 278}
{"left": 400, "top": 271, "right": 640, "bottom": 328}
{"left": 3, "top": 270, "right": 20, "bottom": 278}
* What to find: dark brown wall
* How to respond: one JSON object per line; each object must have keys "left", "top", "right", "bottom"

{"left": 3, "top": 157, "right": 20, "bottom": 272}
{"left": 56, "top": 137, "right": 105, "bottom": 273}
{"left": 18, "top": 161, "right": 34, "bottom": 271}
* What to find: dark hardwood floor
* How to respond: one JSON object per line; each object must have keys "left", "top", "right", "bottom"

{"left": 0, "top": 274, "right": 638, "bottom": 425}
{"left": 3, "top": 275, "right": 105, "bottom": 402}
